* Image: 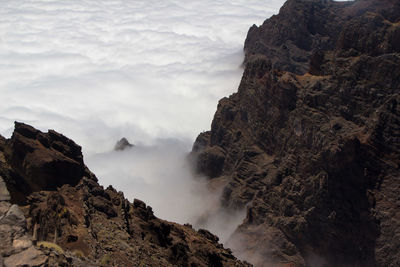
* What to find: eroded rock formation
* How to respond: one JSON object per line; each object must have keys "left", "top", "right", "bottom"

{"left": 0, "top": 122, "right": 250, "bottom": 266}
{"left": 193, "top": 0, "right": 400, "bottom": 266}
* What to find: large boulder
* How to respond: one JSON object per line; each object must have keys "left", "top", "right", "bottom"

{"left": 2, "top": 122, "right": 95, "bottom": 204}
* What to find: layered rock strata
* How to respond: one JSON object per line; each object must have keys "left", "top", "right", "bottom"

{"left": 192, "top": 0, "right": 400, "bottom": 266}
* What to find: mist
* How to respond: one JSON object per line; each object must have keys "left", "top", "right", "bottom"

{"left": 86, "top": 139, "right": 246, "bottom": 242}
{"left": 1, "top": 0, "right": 285, "bottom": 246}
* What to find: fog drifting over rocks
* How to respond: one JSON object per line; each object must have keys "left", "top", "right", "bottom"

{"left": 0, "top": 0, "right": 284, "bottom": 242}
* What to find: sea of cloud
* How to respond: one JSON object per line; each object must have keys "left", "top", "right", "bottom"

{"left": 0, "top": 0, "right": 285, "bottom": 243}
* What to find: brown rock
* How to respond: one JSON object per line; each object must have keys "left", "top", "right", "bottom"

{"left": 0, "top": 123, "right": 250, "bottom": 267}
{"left": 193, "top": 0, "right": 400, "bottom": 266}
{"left": 4, "top": 246, "right": 46, "bottom": 267}
{"left": 12, "top": 237, "right": 33, "bottom": 252}
{"left": 89, "top": 195, "right": 117, "bottom": 218}
{"left": 195, "top": 146, "right": 226, "bottom": 178}
{"left": 2, "top": 122, "right": 95, "bottom": 204}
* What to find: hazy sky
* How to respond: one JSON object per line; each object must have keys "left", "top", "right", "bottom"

{"left": 1, "top": 0, "right": 285, "bottom": 242}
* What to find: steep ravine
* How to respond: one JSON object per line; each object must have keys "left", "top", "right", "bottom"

{"left": 192, "top": 0, "right": 400, "bottom": 266}
{"left": 1, "top": 0, "right": 399, "bottom": 266}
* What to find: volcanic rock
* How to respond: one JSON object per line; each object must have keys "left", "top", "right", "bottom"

{"left": 0, "top": 123, "right": 250, "bottom": 266}
{"left": 192, "top": 0, "right": 400, "bottom": 266}
{"left": 1, "top": 122, "right": 94, "bottom": 204}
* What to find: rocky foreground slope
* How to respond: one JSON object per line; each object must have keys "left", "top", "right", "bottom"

{"left": 192, "top": 0, "right": 400, "bottom": 266}
{"left": 0, "top": 122, "right": 249, "bottom": 266}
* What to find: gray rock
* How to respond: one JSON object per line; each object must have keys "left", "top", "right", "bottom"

{"left": 0, "top": 176, "right": 10, "bottom": 202}
{"left": 0, "top": 205, "right": 26, "bottom": 228}
{"left": 0, "top": 202, "right": 11, "bottom": 218}
{"left": 0, "top": 224, "right": 15, "bottom": 256}
{"left": 4, "top": 246, "right": 46, "bottom": 267}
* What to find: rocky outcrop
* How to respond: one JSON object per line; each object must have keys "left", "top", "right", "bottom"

{"left": 244, "top": 0, "right": 400, "bottom": 75}
{"left": 193, "top": 0, "right": 400, "bottom": 266}
{"left": 0, "top": 122, "right": 250, "bottom": 266}
{"left": 0, "top": 176, "right": 49, "bottom": 267}
{"left": 1, "top": 122, "right": 92, "bottom": 205}
{"left": 114, "top": 138, "right": 134, "bottom": 151}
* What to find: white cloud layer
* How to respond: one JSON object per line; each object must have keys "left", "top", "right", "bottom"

{"left": 0, "top": 0, "right": 285, "bottom": 245}
{"left": 86, "top": 139, "right": 246, "bottom": 242}
{"left": 0, "top": 0, "right": 285, "bottom": 152}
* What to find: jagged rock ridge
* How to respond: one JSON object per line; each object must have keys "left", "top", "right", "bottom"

{"left": 192, "top": 0, "right": 400, "bottom": 266}
{"left": 0, "top": 122, "right": 250, "bottom": 266}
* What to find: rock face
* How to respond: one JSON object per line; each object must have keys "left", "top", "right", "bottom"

{"left": 192, "top": 0, "right": 400, "bottom": 266}
{"left": 0, "top": 122, "right": 250, "bottom": 266}
{"left": 2, "top": 122, "right": 91, "bottom": 205}
{"left": 0, "top": 176, "right": 48, "bottom": 267}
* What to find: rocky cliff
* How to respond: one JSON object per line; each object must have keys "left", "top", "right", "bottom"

{"left": 0, "top": 122, "right": 250, "bottom": 266}
{"left": 193, "top": 0, "right": 400, "bottom": 266}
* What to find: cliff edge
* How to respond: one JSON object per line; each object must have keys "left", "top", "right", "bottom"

{"left": 0, "top": 122, "right": 250, "bottom": 266}
{"left": 193, "top": 0, "right": 400, "bottom": 266}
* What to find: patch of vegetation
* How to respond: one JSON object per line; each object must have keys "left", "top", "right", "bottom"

{"left": 72, "top": 249, "right": 85, "bottom": 258}
{"left": 37, "top": 241, "right": 64, "bottom": 254}
{"left": 100, "top": 254, "right": 112, "bottom": 266}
